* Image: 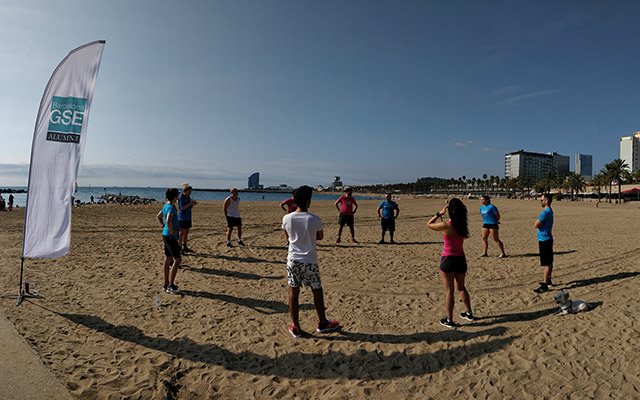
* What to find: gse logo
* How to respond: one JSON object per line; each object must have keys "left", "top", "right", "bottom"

{"left": 46, "top": 96, "right": 87, "bottom": 143}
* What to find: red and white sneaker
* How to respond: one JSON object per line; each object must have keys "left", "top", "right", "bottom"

{"left": 289, "top": 324, "right": 302, "bottom": 338}
{"left": 317, "top": 319, "right": 340, "bottom": 333}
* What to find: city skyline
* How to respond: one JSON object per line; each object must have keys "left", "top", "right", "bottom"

{"left": 2, "top": 2, "right": 640, "bottom": 189}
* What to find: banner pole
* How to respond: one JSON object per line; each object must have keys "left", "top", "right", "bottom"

{"left": 2, "top": 257, "right": 39, "bottom": 306}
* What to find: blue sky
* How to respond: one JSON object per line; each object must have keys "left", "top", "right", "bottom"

{"left": 1, "top": 1, "right": 639, "bottom": 188}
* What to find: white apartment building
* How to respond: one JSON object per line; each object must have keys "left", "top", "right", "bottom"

{"left": 620, "top": 132, "right": 640, "bottom": 173}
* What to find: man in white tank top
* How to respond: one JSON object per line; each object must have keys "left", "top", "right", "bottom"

{"left": 223, "top": 188, "right": 244, "bottom": 247}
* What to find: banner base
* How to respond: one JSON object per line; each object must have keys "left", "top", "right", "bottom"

{"left": 1, "top": 291, "right": 41, "bottom": 306}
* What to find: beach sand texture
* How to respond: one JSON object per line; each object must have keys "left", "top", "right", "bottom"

{"left": 1, "top": 197, "right": 639, "bottom": 399}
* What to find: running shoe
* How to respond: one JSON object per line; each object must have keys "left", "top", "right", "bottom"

{"left": 163, "top": 285, "right": 169, "bottom": 293}
{"left": 226, "top": 242, "right": 232, "bottom": 248}
{"left": 350, "top": 238, "right": 358, "bottom": 243}
{"left": 498, "top": 253, "right": 506, "bottom": 258}
{"left": 389, "top": 240, "right": 396, "bottom": 244}
{"left": 460, "top": 311, "right": 476, "bottom": 321}
{"left": 182, "top": 246, "right": 194, "bottom": 253}
{"left": 533, "top": 283, "right": 549, "bottom": 293}
{"left": 289, "top": 324, "right": 302, "bottom": 338}
{"left": 440, "top": 318, "right": 456, "bottom": 328}
{"left": 237, "top": 239, "right": 245, "bottom": 246}
{"left": 317, "top": 319, "right": 340, "bottom": 333}
{"left": 167, "top": 284, "right": 181, "bottom": 294}
{"left": 378, "top": 240, "right": 386, "bottom": 244}
{"left": 335, "top": 239, "right": 341, "bottom": 243}
{"left": 479, "top": 253, "right": 488, "bottom": 257}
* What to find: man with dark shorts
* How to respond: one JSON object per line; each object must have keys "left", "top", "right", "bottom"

{"left": 156, "top": 188, "right": 182, "bottom": 294}
{"left": 534, "top": 193, "right": 554, "bottom": 293}
{"left": 223, "top": 188, "right": 244, "bottom": 247}
{"left": 377, "top": 193, "right": 399, "bottom": 243}
{"left": 335, "top": 187, "right": 358, "bottom": 243}
{"left": 178, "top": 185, "right": 198, "bottom": 253}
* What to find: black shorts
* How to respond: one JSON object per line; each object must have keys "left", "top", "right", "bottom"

{"left": 380, "top": 218, "right": 395, "bottom": 232}
{"left": 539, "top": 239, "right": 553, "bottom": 266}
{"left": 483, "top": 223, "right": 499, "bottom": 230}
{"left": 439, "top": 255, "right": 468, "bottom": 274}
{"left": 338, "top": 214, "right": 354, "bottom": 227}
{"left": 226, "top": 216, "right": 242, "bottom": 227}
{"left": 179, "top": 220, "right": 192, "bottom": 229}
{"left": 163, "top": 235, "right": 182, "bottom": 259}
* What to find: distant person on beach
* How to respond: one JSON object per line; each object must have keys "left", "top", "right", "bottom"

{"left": 282, "top": 185, "right": 339, "bottom": 338}
{"left": 178, "top": 184, "right": 198, "bottom": 253}
{"left": 533, "top": 193, "right": 554, "bottom": 293}
{"left": 156, "top": 188, "right": 181, "bottom": 294}
{"left": 335, "top": 187, "right": 358, "bottom": 243}
{"left": 90, "top": 195, "right": 94, "bottom": 204}
{"left": 8, "top": 194, "right": 14, "bottom": 211}
{"left": 479, "top": 195, "right": 506, "bottom": 258}
{"left": 223, "top": 188, "right": 244, "bottom": 247}
{"left": 427, "top": 198, "right": 475, "bottom": 328}
{"left": 377, "top": 193, "right": 399, "bottom": 243}
{"left": 0, "top": 194, "right": 5, "bottom": 211}
{"left": 280, "top": 193, "right": 297, "bottom": 213}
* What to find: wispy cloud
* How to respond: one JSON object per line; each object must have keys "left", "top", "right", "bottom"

{"left": 453, "top": 140, "right": 474, "bottom": 148}
{"left": 492, "top": 88, "right": 563, "bottom": 107}
{"left": 482, "top": 147, "right": 494, "bottom": 152}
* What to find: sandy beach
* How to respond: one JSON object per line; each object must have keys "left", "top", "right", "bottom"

{"left": 1, "top": 197, "right": 639, "bottom": 399}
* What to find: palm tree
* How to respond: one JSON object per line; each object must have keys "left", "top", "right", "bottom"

{"left": 565, "top": 173, "right": 586, "bottom": 201}
{"left": 538, "top": 171, "right": 558, "bottom": 194}
{"left": 631, "top": 169, "right": 640, "bottom": 184}
{"left": 592, "top": 173, "right": 607, "bottom": 201}
{"left": 606, "top": 158, "right": 631, "bottom": 203}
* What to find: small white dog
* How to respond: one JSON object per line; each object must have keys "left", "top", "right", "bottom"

{"left": 555, "top": 291, "right": 592, "bottom": 315}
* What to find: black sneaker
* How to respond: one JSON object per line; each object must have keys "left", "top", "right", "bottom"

{"left": 182, "top": 246, "right": 193, "bottom": 253}
{"left": 163, "top": 285, "right": 169, "bottom": 293}
{"left": 378, "top": 240, "right": 386, "bottom": 244}
{"left": 167, "top": 284, "right": 181, "bottom": 294}
{"left": 533, "top": 283, "right": 549, "bottom": 293}
{"left": 440, "top": 318, "right": 456, "bottom": 328}
{"left": 237, "top": 239, "right": 245, "bottom": 246}
{"left": 460, "top": 311, "right": 476, "bottom": 321}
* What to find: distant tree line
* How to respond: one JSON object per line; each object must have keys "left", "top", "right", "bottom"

{"left": 351, "top": 158, "right": 635, "bottom": 203}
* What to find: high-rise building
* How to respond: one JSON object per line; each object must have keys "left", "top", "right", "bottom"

{"left": 504, "top": 150, "right": 554, "bottom": 180}
{"left": 575, "top": 153, "right": 593, "bottom": 180}
{"left": 620, "top": 132, "right": 640, "bottom": 173}
{"left": 248, "top": 172, "right": 260, "bottom": 189}
{"left": 548, "top": 152, "right": 570, "bottom": 176}
{"left": 331, "top": 176, "right": 343, "bottom": 190}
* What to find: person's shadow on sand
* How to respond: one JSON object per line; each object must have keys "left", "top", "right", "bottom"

{"left": 58, "top": 313, "right": 519, "bottom": 380}
{"left": 179, "top": 289, "right": 314, "bottom": 314}
{"left": 560, "top": 271, "right": 640, "bottom": 290}
{"left": 181, "top": 265, "right": 282, "bottom": 281}
{"left": 462, "top": 307, "right": 557, "bottom": 327}
{"left": 326, "top": 326, "right": 508, "bottom": 344}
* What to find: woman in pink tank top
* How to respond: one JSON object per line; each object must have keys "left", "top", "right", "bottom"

{"left": 427, "top": 198, "right": 475, "bottom": 328}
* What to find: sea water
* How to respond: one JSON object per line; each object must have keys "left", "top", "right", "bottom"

{"left": 1, "top": 186, "right": 380, "bottom": 208}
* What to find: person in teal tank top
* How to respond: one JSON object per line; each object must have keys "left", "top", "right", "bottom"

{"left": 156, "top": 188, "right": 182, "bottom": 294}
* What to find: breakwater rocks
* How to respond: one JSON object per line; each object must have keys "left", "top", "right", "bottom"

{"left": 0, "top": 188, "right": 26, "bottom": 193}
{"left": 99, "top": 194, "right": 157, "bottom": 205}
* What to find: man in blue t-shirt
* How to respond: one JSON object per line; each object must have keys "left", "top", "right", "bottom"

{"left": 377, "top": 193, "right": 400, "bottom": 244}
{"left": 534, "top": 193, "right": 554, "bottom": 293}
{"left": 178, "top": 185, "right": 198, "bottom": 254}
